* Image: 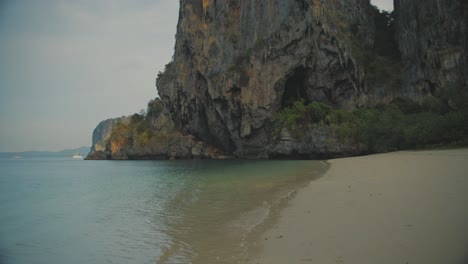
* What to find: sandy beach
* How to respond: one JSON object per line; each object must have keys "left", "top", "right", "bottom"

{"left": 251, "top": 149, "right": 468, "bottom": 264}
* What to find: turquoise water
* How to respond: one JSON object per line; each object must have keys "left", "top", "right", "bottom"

{"left": 0, "top": 158, "right": 326, "bottom": 264}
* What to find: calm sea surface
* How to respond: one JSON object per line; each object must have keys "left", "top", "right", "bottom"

{"left": 0, "top": 158, "right": 327, "bottom": 264}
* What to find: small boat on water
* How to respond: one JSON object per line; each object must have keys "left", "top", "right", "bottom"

{"left": 72, "top": 153, "right": 83, "bottom": 159}
{"left": 13, "top": 156, "right": 22, "bottom": 159}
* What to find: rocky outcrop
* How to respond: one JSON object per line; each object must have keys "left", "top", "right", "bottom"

{"left": 158, "top": 0, "right": 379, "bottom": 158}
{"left": 86, "top": 101, "right": 227, "bottom": 160}
{"left": 395, "top": 0, "right": 468, "bottom": 97}
{"left": 89, "top": 117, "right": 127, "bottom": 154}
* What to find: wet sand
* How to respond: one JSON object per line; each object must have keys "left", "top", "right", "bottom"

{"left": 251, "top": 149, "right": 468, "bottom": 264}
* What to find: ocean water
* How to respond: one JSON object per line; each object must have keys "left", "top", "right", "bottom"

{"left": 0, "top": 158, "right": 327, "bottom": 264}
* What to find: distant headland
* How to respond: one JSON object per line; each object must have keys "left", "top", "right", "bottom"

{"left": 0, "top": 147, "right": 90, "bottom": 159}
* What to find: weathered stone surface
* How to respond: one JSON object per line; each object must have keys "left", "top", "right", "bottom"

{"left": 86, "top": 108, "right": 226, "bottom": 160}
{"left": 395, "top": 0, "right": 468, "bottom": 97}
{"left": 267, "top": 126, "right": 366, "bottom": 159}
{"left": 88, "top": 117, "right": 128, "bottom": 154}
{"left": 158, "top": 0, "right": 377, "bottom": 158}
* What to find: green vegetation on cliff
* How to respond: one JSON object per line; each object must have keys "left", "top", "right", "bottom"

{"left": 110, "top": 99, "right": 165, "bottom": 148}
{"left": 275, "top": 93, "right": 468, "bottom": 152}
{"left": 146, "top": 98, "right": 164, "bottom": 121}
{"left": 156, "top": 62, "right": 176, "bottom": 88}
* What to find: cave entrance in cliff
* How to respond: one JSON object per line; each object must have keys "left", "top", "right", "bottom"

{"left": 281, "top": 67, "right": 309, "bottom": 108}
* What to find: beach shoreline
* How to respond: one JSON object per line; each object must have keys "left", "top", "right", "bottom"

{"left": 250, "top": 149, "right": 468, "bottom": 264}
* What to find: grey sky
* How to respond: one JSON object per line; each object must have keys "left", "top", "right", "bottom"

{"left": 371, "top": 0, "right": 393, "bottom": 11}
{"left": 0, "top": 0, "right": 392, "bottom": 152}
{"left": 0, "top": 0, "right": 179, "bottom": 152}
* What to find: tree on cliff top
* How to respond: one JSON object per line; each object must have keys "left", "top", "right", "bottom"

{"left": 156, "top": 62, "right": 176, "bottom": 89}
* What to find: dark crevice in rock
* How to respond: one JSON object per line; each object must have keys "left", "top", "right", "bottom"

{"left": 227, "top": 86, "right": 241, "bottom": 96}
{"left": 282, "top": 67, "right": 310, "bottom": 108}
{"left": 193, "top": 72, "right": 236, "bottom": 153}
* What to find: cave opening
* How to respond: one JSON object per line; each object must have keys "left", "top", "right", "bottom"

{"left": 281, "top": 67, "right": 310, "bottom": 108}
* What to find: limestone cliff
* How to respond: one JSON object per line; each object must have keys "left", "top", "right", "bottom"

{"left": 395, "top": 0, "right": 468, "bottom": 98}
{"left": 87, "top": 0, "right": 467, "bottom": 160}
{"left": 158, "top": 0, "right": 380, "bottom": 158}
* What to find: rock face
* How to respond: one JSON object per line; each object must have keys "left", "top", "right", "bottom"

{"left": 268, "top": 126, "right": 366, "bottom": 159}
{"left": 86, "top": 103, "right": 226, "bottom": 160}
{"left": 158, "top": 0, "right": 378, "bottom": 158}
{"left": 87, "top": 0, "right": 467, "bottom": 160}
{"left": 89, "top": 117, "right": 127, "bottom": 154}
{"left": 395, "top": 0, "right": 468, "bottom": 97}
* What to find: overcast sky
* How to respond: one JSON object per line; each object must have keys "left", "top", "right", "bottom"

{"left": 371, "top": 0, "right": 393, "bottom": 11}
{"left": 0, "top": 0, "right": 179, "bottom": 152}
{"left": 0, "top": 0, "right": 392, "bottom": 152}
